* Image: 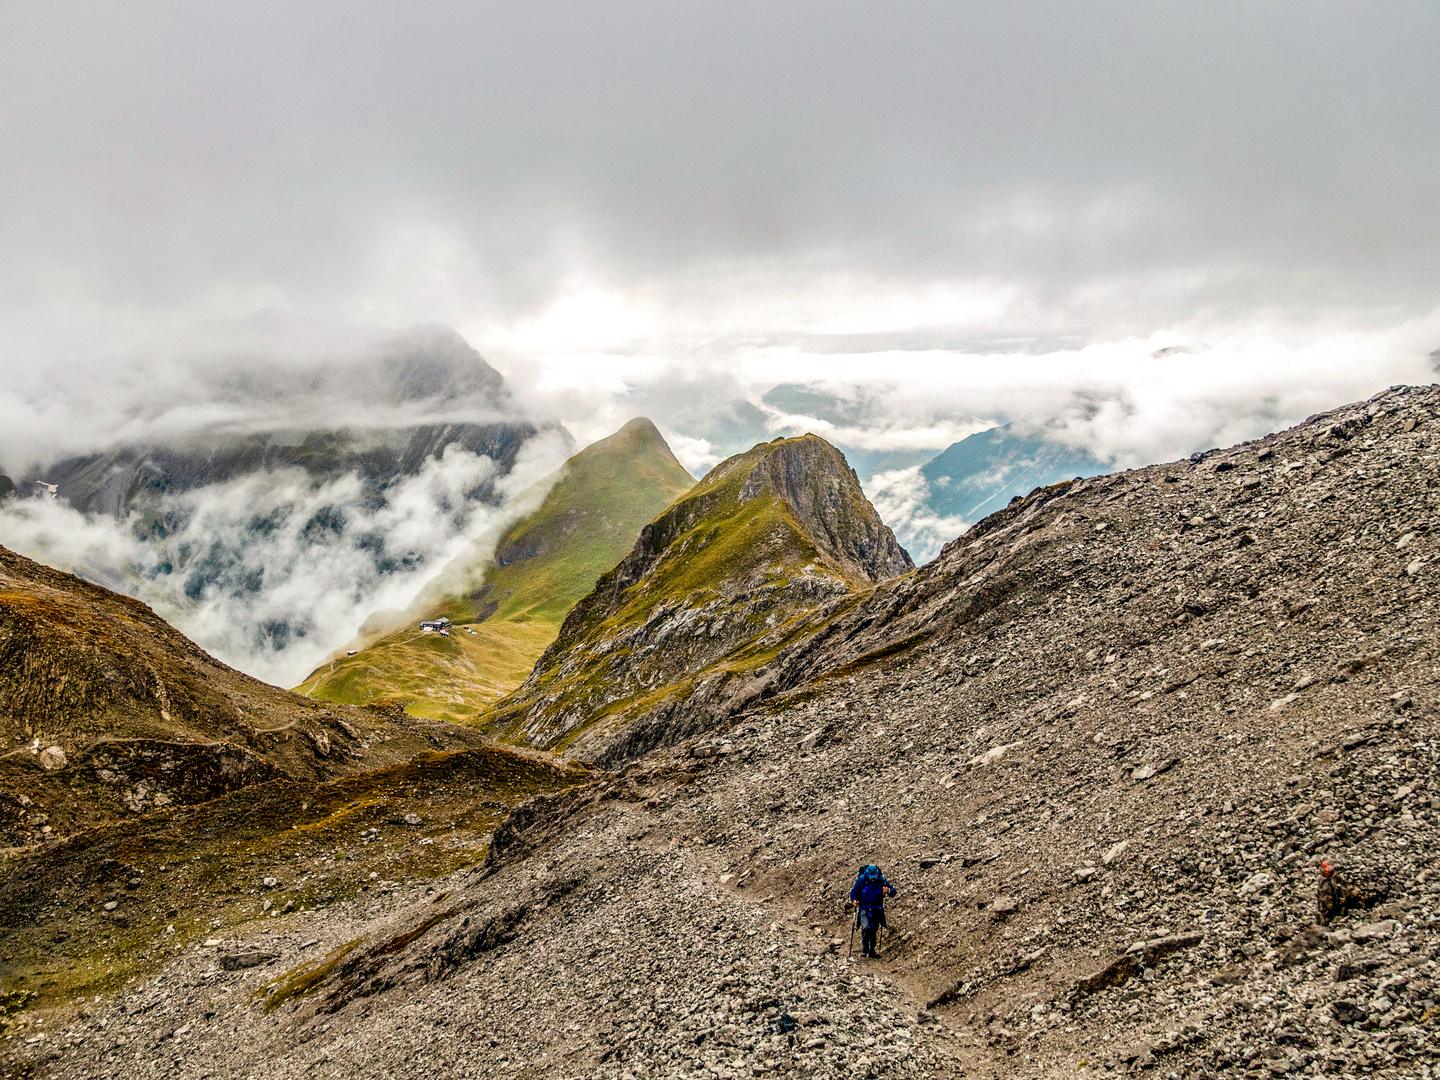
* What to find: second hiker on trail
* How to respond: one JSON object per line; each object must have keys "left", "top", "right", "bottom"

{"left": 849, "top": 864, "right": 897, "bottom": 959}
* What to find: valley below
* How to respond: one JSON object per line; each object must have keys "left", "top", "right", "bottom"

{"left": 5, "top": 388, "right": 1440, "bottom": 1079}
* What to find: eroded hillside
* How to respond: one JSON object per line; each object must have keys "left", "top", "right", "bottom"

{"left": 8, "top": 387, "right": 1440, "bottom": 1080}
{"left": 0, "top": 545, "right": 487, "bottom": 844}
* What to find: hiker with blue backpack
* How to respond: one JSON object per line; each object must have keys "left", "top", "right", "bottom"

{"left": 849, "top": 864, "right": 897, "bottom": 958}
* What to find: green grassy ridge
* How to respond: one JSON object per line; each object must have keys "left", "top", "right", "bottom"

{"left": 484, "top": 434, "right": 908, "bottom": 752}
{"left": 532, "top": 435, "right": 886, "bottom": 650}
{"left": 295, "top": 419, "right": 695, "bottom": 723}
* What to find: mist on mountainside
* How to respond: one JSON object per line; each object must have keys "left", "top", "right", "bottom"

{"left": 0, "top": 322, "right": 573, "bottom": 686}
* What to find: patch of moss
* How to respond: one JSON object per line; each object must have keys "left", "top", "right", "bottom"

{"left": 258, "top": 938, "right": 363, "bottom": 1014}
{"left": 377, "top": 906, "right": 458, "bottom": 955}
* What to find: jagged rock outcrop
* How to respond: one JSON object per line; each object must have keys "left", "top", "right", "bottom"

{"left": 734, "top": 436, "right": 912, "bottom": 583}
{"left": 484, "top": 434, "right": 912, "bottom": 764}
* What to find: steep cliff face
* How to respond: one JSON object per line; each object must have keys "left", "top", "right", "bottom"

{"left": 736, "top": 435, "right": 913, "bottom": 582}
{"left": 484, "top": 434, "right": 912, "bottom": 763}
{"left": 297, "top": 418, "right": 696, "bottom": 722}
{"left": 0, "top": 544, "right": 485, "bottom": 845}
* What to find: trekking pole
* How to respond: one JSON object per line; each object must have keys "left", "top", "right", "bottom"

{"left": 847, "top": 903, "right": 856, "bottom": 958}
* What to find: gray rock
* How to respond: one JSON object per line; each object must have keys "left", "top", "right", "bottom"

{"left": 1102, "top": 840, "right": 1130, "bottom": 865}
{"left": 218, "top": 950, "right": 278, "bottom": 971}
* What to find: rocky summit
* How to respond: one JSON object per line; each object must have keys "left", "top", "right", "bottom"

{"left": 483, "top": 433, "right": 912, "bottom": 765}
{"left": 6, "top": 386, "right": 1440, "bottom": 1080}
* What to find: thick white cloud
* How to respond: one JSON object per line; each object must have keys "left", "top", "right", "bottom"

{"left": 0, "top": 429, "right": 570, "bottom": 686}
{"left": 500, "top": 302, "right": 1440, "bottom": 470}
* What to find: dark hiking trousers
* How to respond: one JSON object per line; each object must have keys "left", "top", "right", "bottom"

{"left": 858, "top": 906, "right": 884, "bottom": 955}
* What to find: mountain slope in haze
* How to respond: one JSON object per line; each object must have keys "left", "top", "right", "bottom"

{"left": 37, "top": 422, "right": 538, "bottom": 523}
{"left": 296, "top": 418, "right": 697, "bottom": 722}
{"left": 919, "top": 422, "right": 1108, "bottom": 521}
{"left": 35, "top": 387, "right": 1440, "bottom": 1080}
{"left": 0, "top": 543, "right": 487, "bottom": 847}
{"left": 875, "top": 423, "right": 1111, "bottom": 564}
{"left": 30, "top": 325, "right": 531, "bottom": 520}
{"left": 485, "top": 433, "right": 912, "bottom": 763}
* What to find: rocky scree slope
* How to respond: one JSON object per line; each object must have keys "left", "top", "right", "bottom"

{"left": 12, "top": 385, "right": 1440, "bottom": 1080}
{"left": 484, "top": 434, "right": 911, "bottom": 764}
{"left": 0, "top": 544, "right": 486, "bottom": 846}
{"left": 296, "top": 418, "right": 695, "bottom": 723}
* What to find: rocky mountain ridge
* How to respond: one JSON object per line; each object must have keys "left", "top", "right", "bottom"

{"left": 7, "top": 386, "right": 1440, "bottom": 1080}
{"left": 484, "top": 434, "right": 912, "bottom": 764}
{"left": 34, "top": 422, "right": 539, "bottom": 522}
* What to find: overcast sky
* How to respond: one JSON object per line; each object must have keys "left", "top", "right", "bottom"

{"left": 2, "top": 1, "right": 1439, "bottom": 470}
